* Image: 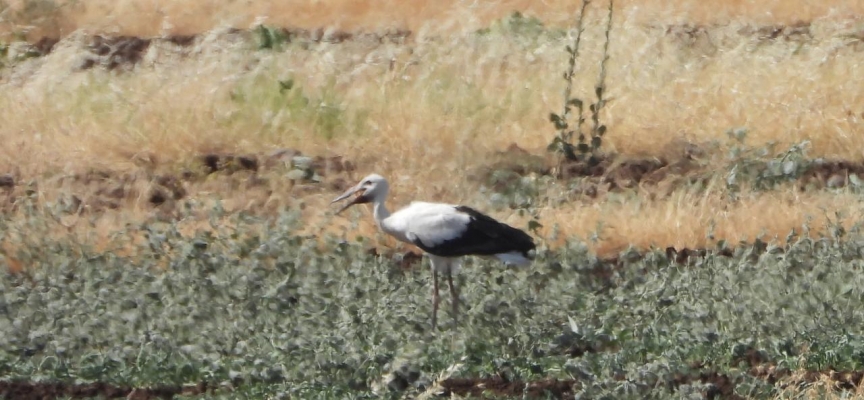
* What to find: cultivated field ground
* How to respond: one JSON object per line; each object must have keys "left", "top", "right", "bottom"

{"left": 2, "top": 0, "right": 864, "bottom": 399}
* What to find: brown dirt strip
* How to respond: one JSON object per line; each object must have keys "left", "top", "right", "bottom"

{"left": 577, "top": 154, "right": 864, "bottom": 193}
{"left": 0, "top": 149, "right": 352, "bottom": 215}
{"left": 439, "top": 366, "right": 864, "bottom": 399}
{"left": 11, "top": 18, "right": 854, "bottom": 51}
{"left": 440, "top": 377, "right": 581, "bottom": 399}
{"left": 1, "top": 349, "right": 862, "bottom": 399}
{"left": 11, "top": 27, "right": 413, "bottom": 70}
{"left": 0, "top": 380, "right": 209, "bottom": 400}
{"left": 10, "top": 18, "right": 862, "bottom": 72}
{"left": 3, "top": 144, "right": 864, "bottom": 216}
{"left": 751, "top": 366, "right": 864, "bottom": 391}
{"left": 473, "top": 143, "right": 864, "bottom": 198}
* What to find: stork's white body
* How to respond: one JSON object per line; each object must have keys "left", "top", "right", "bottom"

{"left": 332, "top": 174, "right": 536, "bottom": 329}
{"left": 375, "top": 201, "right": 533, "bottom": 274}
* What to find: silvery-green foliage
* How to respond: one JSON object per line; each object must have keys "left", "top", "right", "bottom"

{"left": 725, "top": 129, "right": 815, "bottom": 193}
{"left": 3, "top": 203, "right": 864, "bottom": 397}
{"left": 254, "top": 25, "right": 288, "bottom": 51}
{"left": 484, "top": 171, "right": 549, "bottom": 211}
{"left": 475, "top": 11, "right": 567, "bottom": 46}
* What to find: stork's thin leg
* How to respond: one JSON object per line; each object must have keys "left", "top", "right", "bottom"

{"left": 447, "top": 271, "right": 459, "bottom": 324}
{"left": 431, "top": 269, "right": 440, "bottom": 330}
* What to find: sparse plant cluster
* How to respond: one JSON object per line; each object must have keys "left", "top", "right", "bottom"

{"left": 226, "top": 74, "right": 362, "bottom": 141}
{"left": 724, "top": 128, "right": 812, "bottom": 192}
{"left": 721, "top": 128, "right": 864, "bottom": 196}
{"left": 254, "top": 24, "right": 289, "bottom": 51}
{"left": 548, "top": 0, "right": 615, "bottom": 173}
{"left": 475, "top": 11, "right": 566, "bottom": 44}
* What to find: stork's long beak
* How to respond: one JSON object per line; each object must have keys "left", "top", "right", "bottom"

{"left": 331, "top": 184, "right": 370, "bottom": 215}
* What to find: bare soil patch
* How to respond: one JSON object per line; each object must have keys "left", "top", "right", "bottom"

{"left": 79, "top": 35, "right": 153, "bottom": 71}
{"left": 0, "top": 380, "right": 208, "bottom": 400}
{"left": 472, "top": 143, "right": 700, "bottom": 195}
{"left": 662, "top": 20, "right": 815, "bottom": 45}
{"left": 10, "top": 16, "right": 863, "bottom": 76}
{"left": 799, "top": 159, "right": 864, "bottom": 189}
{"left": 5, "top": 365, "right": 861, "bottom": 400}
{"left": 0, "top": 147, "right": 356, "bottom": 217}
{"left": 437, "top": 368, "right": 743, "bottom": 399}
{"left": 480, "top": 143, "right": 864, "bottom": 199}
{"left": 26, "top": 27, "right": 412, "bottom": 70}
{"left": 439, "top": 363, "right": 864, "bottom": 399}
{"left": 441, "top": 376, "right": 578, "bottom": 399}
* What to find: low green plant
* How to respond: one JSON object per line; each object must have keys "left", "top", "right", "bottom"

{"left": 723, "top": 127, "right": 815, "bottom": 194}
{"left": 3, "top": 198, "right": 864, "bottom": 398}
{"left": 475, "top": 11, "right": 566, "bottom": 43}
{"left": 484, "top": 171, "right": 550, "bottom": 235}
{"left": 0, "top": 42, "right": 7, "bottom": 69}
{"left": 225, "top": 73, "right": 364, "bottom": 140}
{"left": 254, "top": 24, "right": 289, "bottom": 51}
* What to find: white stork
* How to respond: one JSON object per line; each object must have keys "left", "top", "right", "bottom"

{"left": 331, "top": 173, "right": 536, "bottom": 329}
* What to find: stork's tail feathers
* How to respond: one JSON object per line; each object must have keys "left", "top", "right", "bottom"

{"left": 495, "top": 249, "right": 536, "bottom": 266}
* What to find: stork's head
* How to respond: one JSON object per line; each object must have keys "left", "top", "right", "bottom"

{"left": 331, "top": 173, "right": 389, "bottom": 214}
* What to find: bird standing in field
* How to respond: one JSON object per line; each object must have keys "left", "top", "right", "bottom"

{"left": 331, "top": 173, "right": 536, "bottom": 329}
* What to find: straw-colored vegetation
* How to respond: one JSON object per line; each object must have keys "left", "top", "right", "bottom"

{"left": 1, "top": 0, "right": 863, "bottom": 256}
{"left": 3, "top": 0, "right": 864, "bottom": 38}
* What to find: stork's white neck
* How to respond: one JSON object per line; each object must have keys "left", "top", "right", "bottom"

{"left": 372, "top": 198, "right": 390, "bottom": 227}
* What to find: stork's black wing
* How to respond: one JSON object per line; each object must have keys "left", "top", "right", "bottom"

{"left": 412, "top": 206, "right": 536, "bottom": 258}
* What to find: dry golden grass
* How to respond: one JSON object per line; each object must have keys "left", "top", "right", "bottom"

{"left": 3, "top": 18, "right": 863, "bottom": 172}
{"left": 3, "top": 0, "right": 864, "bottom": 40}
{"left": 771, "top": 372, "right": 864, "bottom": 399}
{"left": 4, "top": 164, "right": 862, "bottom": 260}
{"left": 1, "top": 1, "right": 864, "bottom": 257}
{"left": 328, "top": 183, "right": 864, "bottom": 256}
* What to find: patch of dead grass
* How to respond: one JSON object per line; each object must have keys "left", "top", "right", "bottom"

{"left": 3, "top": 18, "right": 863, "bottom": 175}
{"left": 3, "top": 171, "right": 861, "bottom": 261}
{"left": 0, "top": 3, "right": 863, "bottom": 259}
{"left": 3, "top": 0, "right": 864, "bottom": 40}
{"left": 538, "top": 186, "right": 864, "bottom": 255}
{"left": 771, "top": 370, "right": 864, "bottom": 399}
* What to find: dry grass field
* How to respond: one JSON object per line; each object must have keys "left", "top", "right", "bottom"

{"left": 2, "top": 0, "right": 864, "bottom": 257}
{"left": 3, "top": 0, "right": 864, "bottom": 38}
